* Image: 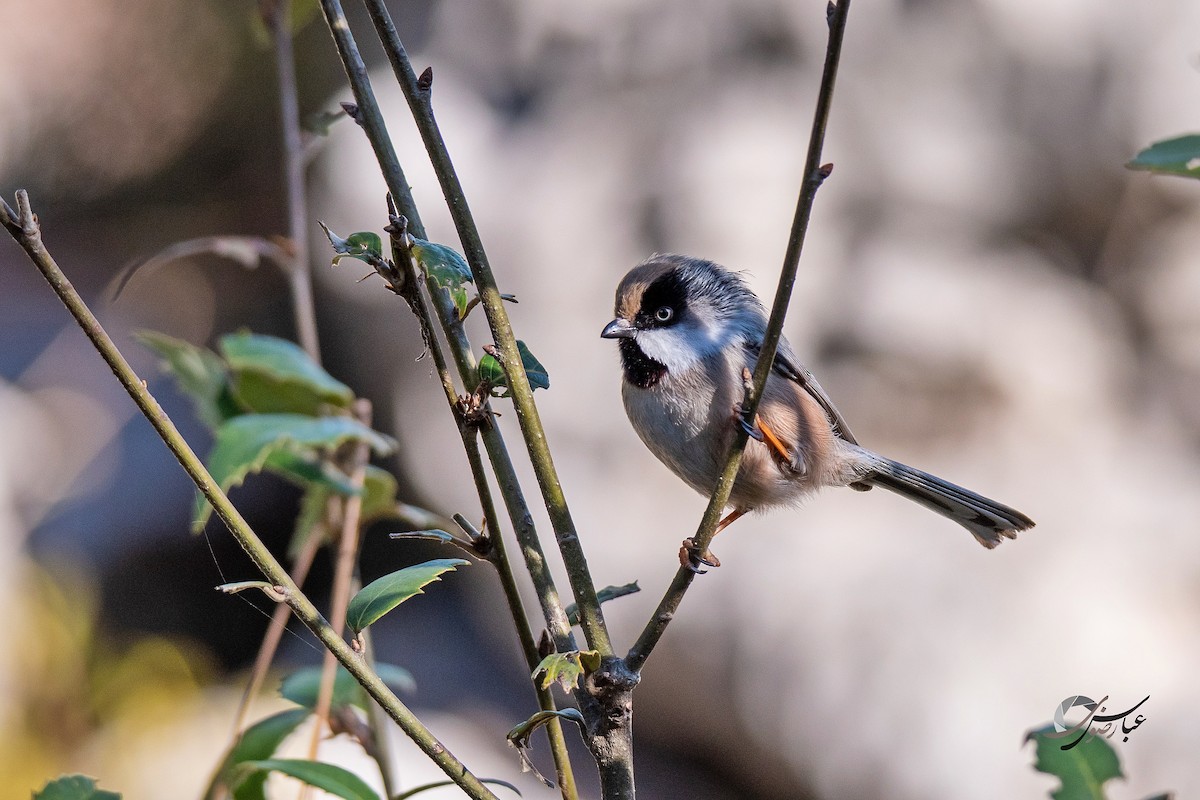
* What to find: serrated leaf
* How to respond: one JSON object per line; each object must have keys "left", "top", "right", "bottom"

{"left": 478, "top": 340, "right": 549, "bottom": 397}
{"left": 346, "top": 559, "right": 469, "bottom": 634}
{"left": 410, "top": 238, "right": 474, "bottom": 317}
{"left": 137, "top": 331, "right": 231, "bottom": 429}
{"left": 565, "top": 581, "right": 640, "bottom": 626}
{"left": 531, "top": 650, "right": 601, "bottom": 693}
{"left": 1025, "top": 724, "right": 1123, "bottom": 800}
{"left": 194, "top": 414, "right": 396, "bottom": 530}
{"left": 409, "top": 238, "right": 473, "bottom": 288}
{"left": 320, "top": 223, "right": 385, "bottom": 268}
{"left": 287, "top": 465, "right": 402, "bottom": 558}
{"left": 33, "top": 775, "right": 121, "bottom": 800}
{"left": 221, "top": 332, "right": 354, "bottom": 415}
{"left": 233, "top": 760, "right": 379, "bottom": 800}
{"left": 280, "top": 663, "right": 415, "bottom": 711}
{"left": 264, "top": 449, "right": 358, "bottom": 494}
{"left": 205, "top": 708, "right": 310, "bottom": 800}
{"left": 1127, "top": 134, "right": 1200, "bottom": 179}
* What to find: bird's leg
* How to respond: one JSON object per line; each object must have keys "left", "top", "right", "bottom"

{"left": 754, "top": 416, "right": 793, "bottom": 465}
{"left": 680, "top": 507, "right": 749, "bottom": 573}
{"left": 733, "top": 405, "right": 794, "bottom": 465}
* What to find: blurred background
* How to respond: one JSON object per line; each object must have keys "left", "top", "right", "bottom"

{"left": 2, "top": 0, "right": 1199, "bottom": 797}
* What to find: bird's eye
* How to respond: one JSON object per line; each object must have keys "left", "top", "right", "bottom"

{"left": 654, "top": 306, "right": 674, "bottom": 323}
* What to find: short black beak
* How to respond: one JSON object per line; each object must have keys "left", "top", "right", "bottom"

{"left": 601, "top": 318, "right": 635, "bottom": 339}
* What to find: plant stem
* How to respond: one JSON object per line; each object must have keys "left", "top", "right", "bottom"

{"left": 306, "top": 400, "right": 373, "bottom": 775}
{"left": 230, "top": 529, "right": 322, "bottom": 736}
{"left": 625, "top": 0, "right": 852, "bottom": 675}
{"left": 315, "top": 0, "right": 577, "bottom": 655}
{"left": 270, "top": 0, "right": 322, "bottom": 361}
{"left": 388, "top": 227, "right": 579, "bottom": 798}
{"left": 361, "top": 0, "right": 612, "bottom": 658}
{"left": 2, "top": 191, "right": 500, "bottom": 800}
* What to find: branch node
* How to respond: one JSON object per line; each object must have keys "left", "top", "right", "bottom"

{"left": 340, "top": 101, "right": 364, "bottom": 126}
{"left": 816, "top": 162, "right": 834, "bottom": 184}
{"left": 15, "top": 189, "right": 38, "bottom": 237}
{"left": 827, "top": 1, "right": 837, "bottom": 26}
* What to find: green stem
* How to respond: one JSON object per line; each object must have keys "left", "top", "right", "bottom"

{"left": 2, "top": 191, "right": 499, "bottom": 800}
{"left": 270, "top": 0, "right": 322, "bottom": 361}
{"left": 361, "top": 0, "right": 612, "bottom": 658}
{"left": 625, "top": 0, "right": 852, "bottom": 675}
{"left": 389, "top": 228, "right": 579, "bottom": 798}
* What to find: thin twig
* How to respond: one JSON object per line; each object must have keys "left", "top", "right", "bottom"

{"left": 229, "top": 0, "right": 332, "bottom": 759}
{"left": 306, "top": 400, "right": 374, "bottom": 786}
{"left": 272, "top": 0, "right": 322, "bottom": 360}
{"left": 316, "top": 0, "right": 577, "bottom": 658}
{"left": 625, "top": 0, "right": 852, "bottom": 674}
{"left": 2, "top": 192, "right": 499, "bottom": 800}
{"left": 229, "top": 528, "right": 323, "bottom": 737}
{"left": 361, "top": 0, "right": 613, "bottom": 658}
{"left": 388, "top": 220, "right": 580, "bottom": 798}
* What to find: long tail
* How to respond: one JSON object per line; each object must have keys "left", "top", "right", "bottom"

{"left": 865, "top": 458, "right": 1035, "bottom": 549}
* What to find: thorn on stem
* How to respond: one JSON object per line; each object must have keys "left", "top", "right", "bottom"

{"left": 826, "top": 1, "right": 837, "bottom": 27}
{"left": 417, "top": 67, "right": 433, "bottom": 91}
{"left": 538, "top": 629, "right": 554, "bottom": 658}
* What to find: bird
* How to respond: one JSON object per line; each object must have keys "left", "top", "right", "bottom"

{"left": 600, "top": 254, "right": 1034, "bottom": 570}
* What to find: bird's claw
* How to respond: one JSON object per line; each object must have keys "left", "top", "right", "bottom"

{"left": 733, "top": 405, "right": 764, "bottom": 441}
{"left": 679, "top": 538, "right": 721, "bottom": 574}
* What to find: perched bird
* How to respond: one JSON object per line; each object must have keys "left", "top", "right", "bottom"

{"left": 601, "top": 254, "right": 1034, "bottom": 569}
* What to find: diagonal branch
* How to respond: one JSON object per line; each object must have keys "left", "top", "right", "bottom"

{"left": 387, "top": 218, "right": 580, "bottom": 798}
{"left": 315, "top": 0, "right": 581, "bottom": 657}
{"left": 626, "top": 0, "right": 853, "bottom": 674}
{"left": 2, "top": 191, "right": 500, "bottom": 800}
{"left": 360, "top": 0, "right": 613, "bottom": 658}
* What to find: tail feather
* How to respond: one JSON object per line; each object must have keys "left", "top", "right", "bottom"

{"left": 866, "top": 459, "right": 1034, "bottom": 549}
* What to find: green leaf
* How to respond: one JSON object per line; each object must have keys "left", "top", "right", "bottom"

{"left": 279, "top": 663, "right": 416, "bottom": 711}
{"left": 264, "top": 449, "right": 358, "bottom": 494}
{"left": 531, "top": 651, "right": 601, "bottom": 693}
{"left": 34, "top": 775, "right": 121, "bottom": 800}
{"left": 346, "top": 559, "right": 469, "bottom": 634}
{"left": 1127, "top": 134, "right": 1200, "bottom": 180}
{"left": 319, "top": 223, "right": 385, "bottom": 268}
{"left": 233, "top": 760, "right": 379, "bottom": 800}
{"left": 204, "top": 708, "right": 310, "bottom": 800}
{"left": 220, "top": 332, "right": 354, "bottom": 415}
{"left": 289, "top": 481, "right": 335, "bottom": 557}
{"left": 286, "top": 465, "right": 403, "bottom": 558}
{"left": 409, "top": 238, "right": 474, "bottom": 317}
{"left": 394, "top": 778, "right": 523, "bottom": 799}
{"left": 565, "top": 581, "right": 640, "bottom": 626}
{"left": 360, "top": 465, "right": 401, "bottom": 524}
{"left": 194, "top": 414, "right": 396, "bottom": 530}
{"left": 137, "top": 331, "right": 231, "bottom": 429}
{"left": 1025, "top": 724, "right": 1123, "bottom": 800}
{"left": 478, "top": 341, "right": 550, "bottom": 397}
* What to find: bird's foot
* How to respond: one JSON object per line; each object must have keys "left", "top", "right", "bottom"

{"left": 733, "top": 403, "right": 765, "bottom": 441}
{"left": 679, "top": 538, "right": 721, "bottom": 574}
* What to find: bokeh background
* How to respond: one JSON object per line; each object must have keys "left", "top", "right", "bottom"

{"left": 3, "top": 0, "right": 1199, "bottom": 797}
